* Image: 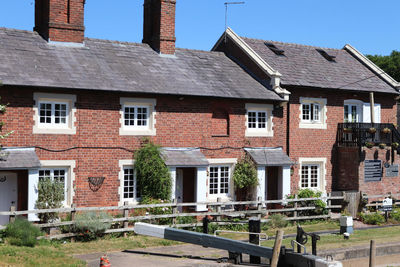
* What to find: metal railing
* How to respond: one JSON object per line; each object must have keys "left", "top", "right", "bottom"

{"left": 337, "top": 123, "right": 400, "bottom": 148}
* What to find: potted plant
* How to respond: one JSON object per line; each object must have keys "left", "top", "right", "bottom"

{"left": 382, "top": 127, "right": 391, "bottom": 134}
{"left": 368, "top": 127, "right": 377, "bottom": 134}
{"left": 343, "top": 127, "right": 353, "bottom": 133}
{"left": 378, "top": 143, "right": 386, "bottom": 149}
{"left": 364, "top": 141, "right": 374, "bottom": 148}
{"left": 392, "top": 142, "right": 399, "bottom": 149}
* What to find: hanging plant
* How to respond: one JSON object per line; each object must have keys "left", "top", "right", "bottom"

{"left": 378, "top": 143, "right": 386, "bottom": 149}
{"left": 233, "top": 156, "right": 258, "bottom": 189}
{"left": 382, "top": 127, "right": 391, "bottom": 134}
{"left": 364, "top": 141, "right": 374, "bottom": 148}
{"left": 368, "top": 127, "right": 377, "bottom": 134}
{"left": 392, "top": 142, "right": 399, "bottom": 149}
{"left": 343, "top": 127, "right": 353, "bottom": 133}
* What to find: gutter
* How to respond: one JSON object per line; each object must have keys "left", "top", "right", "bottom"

{"left": 344, "top": 44, "right": 400, "bottom": 91}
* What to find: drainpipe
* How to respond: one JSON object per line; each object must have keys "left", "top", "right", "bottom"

{"left": 370, "top": 92, "right": 375, "bottom": 124}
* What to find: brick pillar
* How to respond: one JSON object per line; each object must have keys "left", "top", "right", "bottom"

{"left": 34, "top": 0, "right": 85, "bottom": 43}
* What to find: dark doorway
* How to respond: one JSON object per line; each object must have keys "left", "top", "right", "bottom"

{"left": 176, "top": 167, "right": 196, "bottom": 212}
{"left": 267, "top": 166, "right": 279, "bottom": 208}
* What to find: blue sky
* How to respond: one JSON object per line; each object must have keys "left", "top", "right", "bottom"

{"left": 0, "top": 0, "right": 398, "bottom": 55}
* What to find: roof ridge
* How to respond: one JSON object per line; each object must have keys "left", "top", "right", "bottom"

{"left": 241, "top": 36, "right": 342, "bottom": 51}
{"left": 0, "top": 27, "right": 39, "bottom": 35}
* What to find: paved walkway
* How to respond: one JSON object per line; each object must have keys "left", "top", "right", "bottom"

{"left": 75, "top": 241, "right": 400, "bottom": 267}
{"left": 75, "top": 244, "right": 267, "bottom": 267}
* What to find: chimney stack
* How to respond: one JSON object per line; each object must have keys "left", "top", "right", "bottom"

{"left": 143, "top": 0, "right": 176, "bottom": 55}
{"left": 34, "top": 0, "right": 85, "bottom": 43}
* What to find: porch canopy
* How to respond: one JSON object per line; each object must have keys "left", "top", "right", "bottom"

{"left": 0, "top": 147, "right": 41, "bottom": 170}
{"left": 161, "top": 148, "right": 209, "bottom": 167}
{"left": 244, "top": 147, "right": 293, "bottom": 166}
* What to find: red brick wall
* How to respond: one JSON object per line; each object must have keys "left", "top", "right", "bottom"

{"left": 288, "top": 87, "right": 397, "bottom": 194}
{"left": 358, "top": 147, "right": 400, "bottom": 196}
{"left": 0, "top": 86, "right": 286, "bottom": 206}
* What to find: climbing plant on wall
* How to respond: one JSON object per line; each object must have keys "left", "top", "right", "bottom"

{"left": 134, "top": 141, "right": 171, "bottom": 200}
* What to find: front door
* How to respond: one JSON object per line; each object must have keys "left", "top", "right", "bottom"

{"left": 0, "top": 172, "right": 18, "bottom": 225}
{"left": 266, "top": 167, "right": 279, "bottom": 208}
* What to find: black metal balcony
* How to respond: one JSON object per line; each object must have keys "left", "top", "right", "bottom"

{"left": 337, "top": 123, "right": 400, "bottom": 148}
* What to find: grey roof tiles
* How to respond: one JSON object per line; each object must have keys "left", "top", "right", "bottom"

{"left": 245, "top": 148, "right": 293, "bottom": 166}
{"left": 0, "top": 148, "right": 41, "bottom": 170}
{"left": 0, "top": 28, "right": 282, "bottom": 101}
{"left": 161, "top": 148, "right": 209, "bottom": 167}
{"left": 241, "top": 37, "right": 398, "bottom": 94}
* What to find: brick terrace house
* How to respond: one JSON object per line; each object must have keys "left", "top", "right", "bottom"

{"left": 0, "top": 0, "right": 293, "bottom": 224}
{"left": 213, "top": 28, "right": 400, "bottom": 199}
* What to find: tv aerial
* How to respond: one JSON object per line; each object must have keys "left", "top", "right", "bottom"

{"left": 224, "top": 2, "right": 245, "bottom": 42}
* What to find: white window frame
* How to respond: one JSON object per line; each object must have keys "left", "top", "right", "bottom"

{"left": 344, "top": 99, "right": 363, "bottom": 123}
{"left": 245, "top": 103, "right": 273, "bottom": 137}
{"left": 119, "top": 98, "right": 156, "bottom": 136}
{"left": 299, "top": 97, "right": 327, "bottom": 129}
{"left": 207, "top": 158, "right": 237, "bottom": 200}
{"left": 39, "top": 160, "right": 76, "bottom": 207}
{"left": 118, "top": 160, "right": 141, "bottom": 205}
{"left": 298, "top": 157, "right": 326, "bottom": 193}
{"left": 33, "top": 93, "right": 77, "bottom": 134}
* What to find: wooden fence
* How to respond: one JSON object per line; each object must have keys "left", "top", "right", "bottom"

{"left": 0, "top": 194, "right": 344, "bottom": 239}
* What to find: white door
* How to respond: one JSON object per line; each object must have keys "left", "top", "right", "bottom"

{"left": 0, "top": 172, "right": 18, "bottom": 225}
{"left": 176, "top": 169, "right": 183, "bottom": 212}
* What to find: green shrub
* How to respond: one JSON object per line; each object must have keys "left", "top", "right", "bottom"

{"left": 74, "top": 212, "right": 112, "bottom": 241}
{"left": 287, "top": 189, "right": 327, "bottom": 216}
{"left": 4, "top": 218, "right": 42, "bottom": 247}
{"left": 35, "top": 177, "right": 64, "bottom": 223}
{"left": 390, "top": 208, "right": 400, "bottom": 222}
{"left": 267, "top": 214, "right": 288, "bottom": 228}
{"left": 176, "top": 216, "right": 196, "bottom": 225}
{"left": 135, "top": 141, "right": 171, "bottom": 200}
{"left": 140, "top": 197, "right": 172, "bottom": 225}
{"left": 360, "top": 212, "right": 385, "bottom": 225}
{"left": 233, "top": 156, "right": 258, "bottom": 189}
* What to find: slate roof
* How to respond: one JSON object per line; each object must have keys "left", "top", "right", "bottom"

{"left": 245, "top": 148, "right": 293, "bottom": 166}
{"left": 161, "top": 148, "right": 209, "bottom": 167}
{"left": 0, "top": 28, "right": 282, "bottom": 101}
{"left": 241, "top": 37, "right": 398, "bottom": 94}
{"left": 0, "top": 148, "right": 41, "bottom": 170}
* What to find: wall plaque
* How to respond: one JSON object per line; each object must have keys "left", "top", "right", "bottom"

{"left": 386, "top": 164, "right": 399, "bottom": 177}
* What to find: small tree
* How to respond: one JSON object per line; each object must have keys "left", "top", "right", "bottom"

{"left": 35, "top": 177, "right": 64, "bottom": 223}
{"left": 233, "top": 156, "right": 258, "bottom": 200}
{"left": 134, "top": 142, "right": 171, "bottom": 200}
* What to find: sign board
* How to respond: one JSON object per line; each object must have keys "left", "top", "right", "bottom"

{"left": 381, "top": 198, "right": 393, "bottom": 211}
{"left": 386, "top": 164, "right": 399, "bottom": 177}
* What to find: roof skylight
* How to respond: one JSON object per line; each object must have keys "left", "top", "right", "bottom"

{"left": 316, "top": 49, "right": 336, "bottom": 62}
{"left": 264, "top": 42, "right": 285, "bottom": 56}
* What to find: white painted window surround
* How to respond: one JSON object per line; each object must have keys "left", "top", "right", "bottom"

{"left": 119, "top": 98, "right": 156, "bottom": 136}
{"left": 245, "top": 103, "right": 273, "bottom": 137}
{"left": 33, "top": 93, "right": 77, "bottom": 134}
{"left": 299, "top": 97, "right": 327, "bottom": 129}
{"left": 207, "top": 158, "right": 237, "bottom": 201}
{"left": 39, "top": 160, "right": 76, "bottom": 207}
{"left": 298, "top": 157, "right": 326, "bottom": 193}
